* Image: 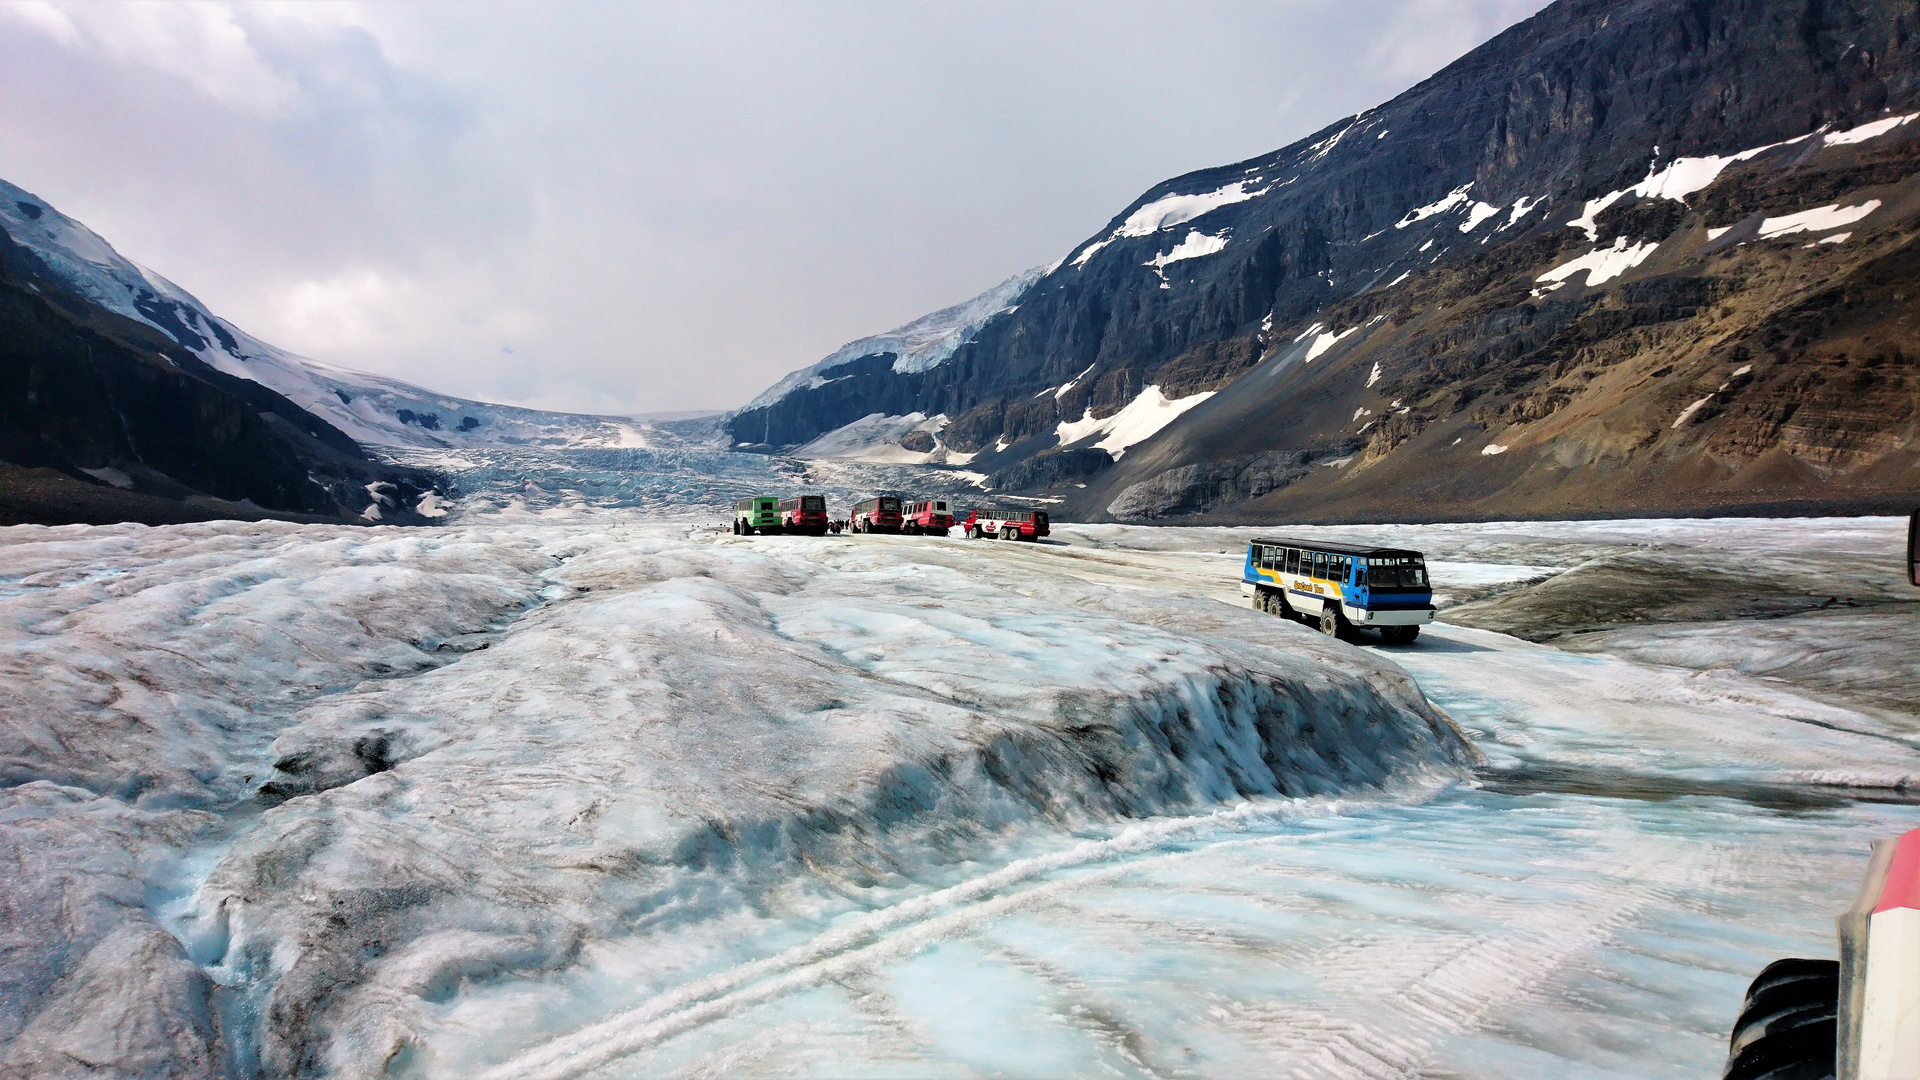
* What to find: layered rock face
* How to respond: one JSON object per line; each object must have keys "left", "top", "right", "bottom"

{"left": 737, "top": 0, "right": 1920, "bottom": 521}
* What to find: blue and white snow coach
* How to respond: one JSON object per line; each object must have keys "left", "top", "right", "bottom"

{"left": 1240, "top": 538, "right": 1435, "bottom": 643}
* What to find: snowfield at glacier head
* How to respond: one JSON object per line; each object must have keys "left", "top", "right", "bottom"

{"left": 0, "top": 511, "right": 1914, "bottom": 1079}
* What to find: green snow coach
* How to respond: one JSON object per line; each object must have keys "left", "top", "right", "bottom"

{"left": 1242, "top": 538, "right": 1434, "bottom": 643}
{"left": 733, "top": 496, "right": 781, "bottom": 535}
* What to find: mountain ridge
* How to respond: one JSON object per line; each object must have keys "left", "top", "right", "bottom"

{"left": 0, "top": 180, "right": 660, "bottom": 455}
{"left": 732, "top": 0, "right": 1920, "bottom": 522}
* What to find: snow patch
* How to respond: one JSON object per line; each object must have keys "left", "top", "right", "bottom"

{"left": 1536, "top": 237, "right": 1661, "bottom": 288}
{"left": 1823, "top": 112, "right": 1919, "bottom": 146}
{"left": 1367, "top": 361, "right": 1383, "bottom": 388}
{"left": 1757, "top": 200, "right": 1880, "bottom": 239}
{"left": 1481, "top": 443, "right": 1508, "bottom": 456}
{"left": 1564, "top": 134, "right": 1813, "bottom": 240}
{"left": 1303, "top": 325, "right": 1359, "bottom": 363}
{"left": 1145, "top": 230, "right": 1229, "bottom": 271}
{"left": 792, "top": 412, "right": 950, "bottom": 463}
{"left": 1055, "top": 363, "right": 1097, "bottom": 400}
{"left": 1055, "top": 385, "right": 1214, "bottom": 459}
{"left": 1117, "top": 181, "right": 1265, "bottom": 237}
{"left": 1396, "top": 183, "right": 1474, "bottom": 229}
{"left": 1672, "top": 396, "right": 1713, "bottom": 429}
{"left": 1459, "top": 202, "right": 1503, "bottom": 233}
{"left": 79, "top": 467, "right": 134, "bottom": 490}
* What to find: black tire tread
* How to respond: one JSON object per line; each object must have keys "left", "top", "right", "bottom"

{"left": 1724, "top": 958, "right": 1836, "bottom": 1080}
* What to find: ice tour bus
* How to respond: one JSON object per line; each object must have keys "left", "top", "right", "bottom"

{"left": 962, "top": 508, "right": 1049, "bottom": 541}
{"left": 849, "top": 496, "right": 904, "bottom": 534}
{"left": 779, "top": 494, "right": 829, "bottom": 536}
{"left": 902, "top": 499, "right": 954, "bottom": 536}
{"left": 1241, "top": 537, "right": 1434, "bottom": 642}
{"left": 732, "top": 496, "right": 781, "bottom": 535}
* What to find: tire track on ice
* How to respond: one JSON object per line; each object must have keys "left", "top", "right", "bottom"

{"left": 469, "top": 791, "right": 1438, "bottom": 1080}
{"left": 1212, "top": 845, "right": 1715, "bottom": 1079}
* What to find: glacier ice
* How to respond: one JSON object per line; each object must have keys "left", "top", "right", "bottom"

{"left": 2, "top": 511, "right": 1914, "bottom": 1078}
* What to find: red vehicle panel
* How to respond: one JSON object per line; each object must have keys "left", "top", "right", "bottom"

{"left": 850, "top": 496, "right": 903, "bottom": 534}
{"left": 902, "top": 499, "right": 954, "bottom": 536}
{"left": 960, "top": 508, "right": 1050, "bottom": 540}
{"left": 779, "top": 494, "right": 829, "bottom": 536}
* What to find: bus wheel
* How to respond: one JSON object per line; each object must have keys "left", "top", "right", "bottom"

{"left": 1723, "top": 958, "right": 1838, "bottom": 1080}
{"left": 1001, "top": 527, "right": 1016, "bottom": 540}
{"left": 1319, "top": 608, "right": 1340, "bottom": 638}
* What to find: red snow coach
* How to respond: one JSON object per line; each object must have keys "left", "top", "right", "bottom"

{"left": 848, "top": 496, "right": 903, "bottom": 534}
{"left": 779, "top": 494, "right": 829, "bottom": 536}
{"left": 961, "top": 508, "right": 1049, "bottom": 541}
{"left": 902, "top": 499, "right": 954, "bottom": 536}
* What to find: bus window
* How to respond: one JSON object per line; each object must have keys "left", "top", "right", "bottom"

{"left": 1312, "top": 551, "right": 1327, "bottom": 579}
{"left": 1406, "top": 564, "right": 1428, "bottom": 587}
{"left": 1284, "top": 548, "right": 1298, "bottom": 574}
{"left": 1355, "top": 564, "right": 1368, "bottom": 587}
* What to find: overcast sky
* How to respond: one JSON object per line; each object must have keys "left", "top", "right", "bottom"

{"left": 0, "top": 0, "right": 1551, "bottom": 415}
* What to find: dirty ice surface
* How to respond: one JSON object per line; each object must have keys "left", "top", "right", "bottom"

{"left": 1, "top": 512, "right": 1916, "bottom": 1079}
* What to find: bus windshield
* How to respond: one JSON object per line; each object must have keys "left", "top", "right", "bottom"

{"left": 877, "top": 497, "right": 900, "bottom": 512}
{"left": 800, "top": 496, "right": 824, "bottom": 511}
{"left": 1369, "top": 556, "right": 1428, "bottom": 589}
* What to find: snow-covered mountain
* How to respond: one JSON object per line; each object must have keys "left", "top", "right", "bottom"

{"left": 735, "top": 0, "right": 1920, "bottom": 523}
{"left": 741, "top": 264, "right": 1048, "bottom": 416}
{"left": 0, "top": 180, "right": 653, "bottom": 452}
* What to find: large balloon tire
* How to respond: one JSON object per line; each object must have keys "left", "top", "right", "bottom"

{"left": 1723, "top": 958, "right": 1838, "bottom": 1080}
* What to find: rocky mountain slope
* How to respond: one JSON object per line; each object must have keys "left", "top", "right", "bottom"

{"left": 0, "top": 232, "right": 449, "bottom": 525}
{"left": 734, "top": 0, "right": 1920, "bottom": 521}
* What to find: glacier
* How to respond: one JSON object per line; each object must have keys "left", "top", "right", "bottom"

{"left": 1, "top": 505, "right": 1914, "bottom": 1078}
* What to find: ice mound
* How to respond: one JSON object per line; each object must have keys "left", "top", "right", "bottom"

{"left": 0, "top": 522, "right": 1472, "bottom": 1077}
